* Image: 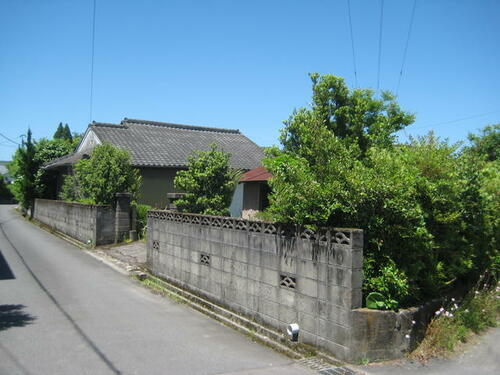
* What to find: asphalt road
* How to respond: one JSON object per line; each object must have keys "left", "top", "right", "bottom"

{"left": 0, "top": 205, "right": 315, "bottom": 375}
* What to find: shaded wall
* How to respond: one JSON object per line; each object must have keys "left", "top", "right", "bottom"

{"left": 34, "top": 199, "right": 115, "bottom": 245}
{"left": 139, "top": 167, "right": 181, "bottom": 208}
{"left": 147, "top": 210, "right": 363, "bottom": 361}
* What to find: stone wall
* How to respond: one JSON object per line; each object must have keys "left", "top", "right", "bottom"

{"left": 147, "top": 210, "right": 363, "bottom": 361}
{"left": 34, "top": 199, "right": 115, "bottom": 245}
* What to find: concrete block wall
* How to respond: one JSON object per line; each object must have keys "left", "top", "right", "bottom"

{"left": 34, "top": 199, "right": 115, "bottom": 245}
{"left": 147, "top": 210, "right": 363, "bottom": 361}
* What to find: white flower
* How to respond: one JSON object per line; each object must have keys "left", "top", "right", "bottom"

{"left": 482, "top": 309, "right": 485, "bottom": 312}
{"left": 451, "top": 297, "right": 455, "bottom": 302}
{"left": 440, "top": 307, "right": 444, "bottom": 312}
{"left": 465, "top": 309, "right": 469, "bottom": 313}
{"left": 454, "top": 303, "right": 458, "bottom": 309}
{"left": 475, "top": 291, "right": 479, "bottom": 294}
{"left": 449, "top": 313, "right": 453, "bottom": 317}
{"left": 411, "top": 320, "right": 416, "bottom": 325}
{"left": 405, "top": 334, "right": 410, "bottom": 339}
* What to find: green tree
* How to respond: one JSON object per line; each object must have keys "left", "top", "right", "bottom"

{"left": 34, "top": 138, "right": 75, "bottom": 199}
{"left": 174, "top": 144, "right": 239, "bottom": 216}
{"left": 13, "top": 129, "right": 37, "bottom": 217}
{"left": 54, "top": 122, "right": 73, "bottom": 142}
{"left": 467, "top": 124, "right": 499, "bottom": 162}
{"left": 63, "top": 124, "right": 73, "bottom": 142}
{"left": 53, "top": 122, "right": 64, "bottom": 139}
{"left": 263, "top": 73, "right": 492, "bottom": 308}
{"left": 280, "top": 73, "right": 414, "bottom": 157}
{"left": 61, "top": 143, "right": 141, "bottom": 206}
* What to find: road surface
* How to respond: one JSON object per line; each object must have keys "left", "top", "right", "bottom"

{"left": 0, "top": 205, "right": 315, "bottom": 375}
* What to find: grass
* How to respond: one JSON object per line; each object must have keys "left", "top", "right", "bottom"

{"left": 410, "top": 274, "right": 499, "bottom": 361}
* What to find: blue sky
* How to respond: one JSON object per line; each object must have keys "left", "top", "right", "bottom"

{"left": 1, "top": 0, "right": 499, "bottom": 160}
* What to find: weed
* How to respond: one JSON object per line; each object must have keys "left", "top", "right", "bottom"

{"left": 411, "top": 276, "right": 499, "bottom": 361}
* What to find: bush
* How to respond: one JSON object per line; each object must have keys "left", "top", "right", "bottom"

{"left": 174, "top": 144, "right": 239, "bottom": 216}
{"left": 135, "top": 203, "right": 151, "bottom": 240}
{"left": 411, "top": 279, "right": 499, "bottom": 360}
{"left": 60, "top": 143, "right": 141, "bottom": 206}
{"left": 263, "top": 74, "right": 498, "bottom": 309}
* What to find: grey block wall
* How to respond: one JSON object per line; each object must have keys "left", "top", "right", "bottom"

{"left": 147, "top": 210, "right": 363, "bottom": 361}
{"left": 34, "top": 199, "right": 115, "bottom": 245}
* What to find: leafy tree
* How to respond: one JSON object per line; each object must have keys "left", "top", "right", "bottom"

{"left": 34, "top": 138, "right": 75, "bottom": 199}
{"left": 174, "top": 144, "right": 239, "bottom": 216}
{"left": 61, "top": 143, "right": 141, "bottom": 206}
{"left": 280, "top": 73, "right": 414, "bottom": 157}
{"left": 467, "top": 124, "right": 499, "bottom": 162}
{"left": 263, "top": 73, "right": 493, "bottom": 308}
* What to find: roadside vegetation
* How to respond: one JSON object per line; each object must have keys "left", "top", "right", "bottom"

{"left": 8, "top": 124, "right": 80, "bottom": 215}
{"left": 411, "top": 274, "right": 499, "bottom": 360}
{"left": 263, "top": 73, "right": 499, "bottom": 310}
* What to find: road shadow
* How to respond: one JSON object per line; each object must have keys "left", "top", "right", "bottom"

{"left": 0, "top": 305, "right": 36, "bottom": 331}
{"left": 0, "top": 250, "right": 15, "bottom": 280}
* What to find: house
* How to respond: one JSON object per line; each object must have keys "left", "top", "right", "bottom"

{"left": 44, "top": 118, "right": 264, "bottom": 210}
{"left": 237, "top": 166, "right": 272, "bottom": 220}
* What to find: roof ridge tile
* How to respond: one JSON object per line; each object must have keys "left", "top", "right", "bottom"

{"left": 122, "top": 118, "right": 240, "bottom": 134}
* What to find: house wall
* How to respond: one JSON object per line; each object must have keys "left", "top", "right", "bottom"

{"left": 147, "top": 210, "right": 363, "bottom": 361}
{"left": 139, "top": 167, "right": 181, "bottom": 208}
{"left": 34, "top": 199, "right": 115, "bottom": 245}
{"left": 229, "top": 183, "right": 243, "bottom": 217}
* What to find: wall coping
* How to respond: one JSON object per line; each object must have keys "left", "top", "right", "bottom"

{"left": 148, "top": 209, "right": 362, "bottom": 247}
{"left": 35, "top": 198, "right": 111, "bottom": 209}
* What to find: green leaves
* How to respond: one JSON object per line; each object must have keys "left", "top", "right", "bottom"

{"left": 61, "top": 143, "right": 141, "bottom": 206}
{"left": 262, "top": 73, "right": 496, "bottom": 309}
{"left": 174, "top": 144, "right": 238, "bottom": 216}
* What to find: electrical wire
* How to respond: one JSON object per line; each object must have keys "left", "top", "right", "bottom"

{"left": 0, "top": 133, "right": 20, "bottom": 146}
{"left": 347, "top": 0, "right": 358, "bottom": 88}
{"left": 410, "top": 110, "right": 500, "bottom": 130}
{"left": 89, "top": 0, "right": 97, "bottom": 123}
{"left": 396, "top": 0, "right": 417, "bottom": 95}
{"left": 376, "top": 0, "right": 384, "bottom": 92}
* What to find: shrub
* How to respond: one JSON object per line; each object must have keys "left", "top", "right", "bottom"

{"left": 174, "top": 144, "right": 239, "bottom": 216}
{"left": 135, "top": 203, "right": 151, "bottom": 240}
{"left": 60, "top": 143, "right": 141, "bottom": 206}
{"left": 263, "top": 73, "right": 497, "bottom": 308}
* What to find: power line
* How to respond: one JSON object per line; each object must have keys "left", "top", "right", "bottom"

{"left": 396, "top": 0, "right": 417, "bottom": 96}
{"left": 89, "top": 0, "right": 97, "bottom": 123}
{"left": 410, "top": 110, "right": 500, "bottom": 130}
{"left": 0, "top": 133, "right": 20, "bottom": 146}
{"left": 347, "top": 0, "right": 358, "bottom": 88}
{"left": 376, "top": 0, "right": 384, "bottom": 92}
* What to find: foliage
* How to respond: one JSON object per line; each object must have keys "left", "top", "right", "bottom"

{"left": 10, "top": 130, "right": 37, "bottom": 216}
{"left": 53, "top": 122, "right": 73, "bottom": 142}
{"left": 60, "top": 143, "right": 141, "bottom": 206}
{"left": 134, "top": 203, "right": 151, "bottom": 240}
{"left": 467, "top": 124, "right": 499, "bottom": 162}
{"left": 280, "top": 73, "right": 414, "bottom": 157}
{"left": 263, "top": 73, "right": 497, "bottom": 309}
{"left": 174, "top": 144, "right": 239, "bottom": 216}
{"left": 33, "top": 138, "right": 75, "bottom": 199}
{"left": 411, "top": 277, "right": 499, "bottom": 360}
{"left": 0, "top": 176, "right": 13, "bottom": 201}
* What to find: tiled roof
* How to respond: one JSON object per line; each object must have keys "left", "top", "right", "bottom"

{"left": 43, "top": 152, "right": 90, "bottom": 169}
{"left": 48, "top": 118, "right": 264, "bottom": 170}
{"left": 240, "top": 166, "right": 272, "bottom": 182}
